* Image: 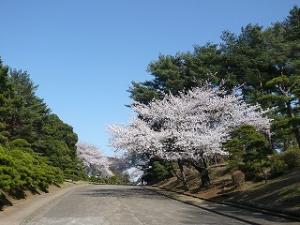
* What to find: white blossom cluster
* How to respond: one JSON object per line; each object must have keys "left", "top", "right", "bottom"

{"left": 124, "top": 167, "right": 144, "bottom": 184}
{"left": 109, "top": 87, "right": 271, "bottom": 162}
{"left": 76, "top": 142, "right": 113, "bottom": 177}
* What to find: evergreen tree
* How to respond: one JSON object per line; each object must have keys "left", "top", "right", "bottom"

{"left": 0, "top": 58, "right": 85, "bottom": 196}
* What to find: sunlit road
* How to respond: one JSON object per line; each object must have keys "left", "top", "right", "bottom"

{"left": 21, "top": 185, "right": 294, "bottom": 225}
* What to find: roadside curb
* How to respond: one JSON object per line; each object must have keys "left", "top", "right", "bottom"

{"left": 145, "top": 186, "right": 300, "bottom": 224}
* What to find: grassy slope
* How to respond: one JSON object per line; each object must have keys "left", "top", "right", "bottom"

{"left": 154, "top": 167, "right": 300, "bottom": 215}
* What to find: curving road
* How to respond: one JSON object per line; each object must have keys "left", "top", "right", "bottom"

{"left": 21, "top": 185, "right": 298, "bottom": 225}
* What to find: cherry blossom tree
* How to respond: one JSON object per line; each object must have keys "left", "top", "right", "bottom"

{"left": 109, "top": 87, "right": 271, "bottom": 186}
{"left": 76, "top": 142, "right": 113, "bottom": 178}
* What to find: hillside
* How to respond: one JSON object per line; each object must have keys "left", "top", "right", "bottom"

{"left": 154, "top": 167, "right": 300, "bottom": 216}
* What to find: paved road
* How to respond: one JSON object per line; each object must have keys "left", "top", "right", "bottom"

{"left": 21, "top": 185, "right": 295, "bottom": 225}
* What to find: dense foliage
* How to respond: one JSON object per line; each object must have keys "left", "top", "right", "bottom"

{"left": 0, "top": 60, "right": 85, "bottom": 196}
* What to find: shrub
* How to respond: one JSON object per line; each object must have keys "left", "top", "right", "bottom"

{"left": 152, "top": 161, "right": 172, "bottom": 180}
{"left": 270, "top": 155, "right": 288, "bottom": 177}
{"left": 143, "top": 159, "right": 173, "bottom": 184}
{"left": 231, "top": 170, "right": 245, "bottom": 188}
{"left": 9, "top": 139, "right": 31, "bottom": 148}
{"left": 0, "top": 146, "right": 63, "bottom": 195}
{"left": 224, "top": 125, "right": 271, "bottom": 180}
{"left": 282, "top": 148, "right": 300, "bottom": 169}
{"left": 0, "top": 134, "right": 8, "bottom": 145}
{"left": 247, "top": 159, "right": 271, "bottom": 181}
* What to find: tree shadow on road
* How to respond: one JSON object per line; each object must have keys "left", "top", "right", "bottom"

{"left": 76, "top": 186, "right": 166, "bottom": 199}
{"left": 0, "top": 192, "right": 12, "bottom": 211}
{"left": 178, "top": 207, "right": 248, "bottom": 225}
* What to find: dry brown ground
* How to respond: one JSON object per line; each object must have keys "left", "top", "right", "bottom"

{"left": 154, "top": 167, "right": 300, "bottom": 216}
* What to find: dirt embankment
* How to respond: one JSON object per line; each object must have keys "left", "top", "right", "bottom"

{"left": 154, "top": 167, "right": 300, "bottom": 217}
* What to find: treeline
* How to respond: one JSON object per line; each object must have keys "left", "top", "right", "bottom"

{"left": 0, "top": 60, "right": 85, "bottom": 197}
{"left": 128, "top": 7, "right": 300, "bottom": 184}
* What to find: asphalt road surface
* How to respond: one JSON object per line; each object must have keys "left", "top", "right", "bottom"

{"left": 20, "top": 185, "right": 295, "bottom": 225}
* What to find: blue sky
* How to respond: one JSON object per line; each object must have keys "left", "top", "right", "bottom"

{"left": 1, "top": 0, "right": 299, "bottom": 156}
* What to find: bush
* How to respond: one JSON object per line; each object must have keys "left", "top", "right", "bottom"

{"left": 143, "top": 159, "right": 173, "bottom": 184}
{"left": 282, "top": 148, "right": 300, "bottom": 169}
{"left": 0, "top": 134, "right": 8, "bottom": 145}
{"left": 231, "top": 170, "right": 245, "bottom": 188}
{"left": 152, "top": 161, "right": 172, "bottom": 180}
{"left": 269, "top": 149, "right": 300, "bottom": 178}
{"left": 0, "top": 147, "right": 21, "bottom": 192}
{"left": 9, "top": 139, "right": 31, "bottom": 148}
{"left": 270, "top": 155, "right": 288, "bottom": 177}
{"left": 0, "top": 146, "right": 63, "bottom": 195}
{"left": 224, "top": 125, "right": 271, "bottom": 180}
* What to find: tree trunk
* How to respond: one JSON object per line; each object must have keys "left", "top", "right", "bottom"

{"left": 177, "top": 160, "right": 188, "bottom": 190}
{"left": 171, "top": 160, "right": 188, "bottom": 190}
{"left": 293, "top": 128, "right": 300, "bottom": 148}
{"left": 283, "top": 137, "right": 289, "bottom": 152}
{"left": 200, "top": 167, "right": 211, "bottom": 187}
{"left": 191, "top": 161, "right": 211, "bottom": 187}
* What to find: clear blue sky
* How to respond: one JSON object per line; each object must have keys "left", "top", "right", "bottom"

{"left": 1, "top": 0, "right": 299, "bottom": 156}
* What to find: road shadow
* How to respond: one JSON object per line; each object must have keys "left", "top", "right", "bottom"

{"left": 0, "top": 193, "right": 12, "bottom": 211}
{"left": 76, "top": 186, "right": 299, "bottom": 224}
{"left": 178, "top": 207, "right": 248, "bottom": 225}
{"left": 76, "top": 186, "right": 166, "bottom": 199}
